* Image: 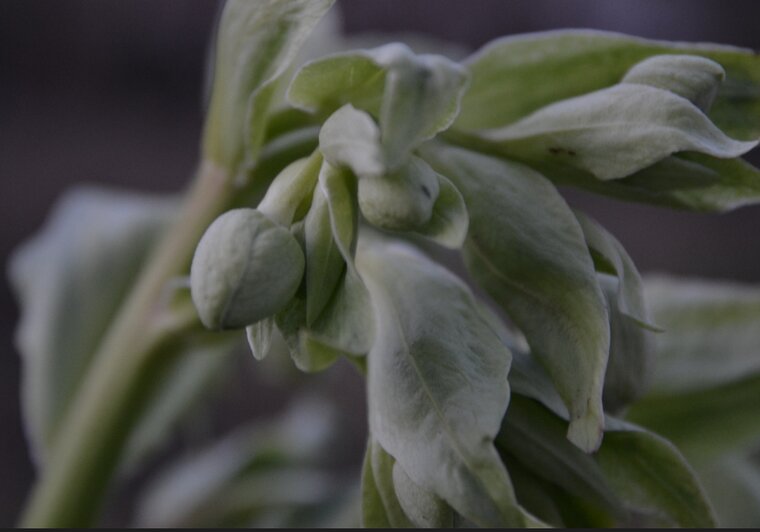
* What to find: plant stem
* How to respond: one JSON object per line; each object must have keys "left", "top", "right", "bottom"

{"left": 20, "top": 162, "right": 235, "bottom": 527}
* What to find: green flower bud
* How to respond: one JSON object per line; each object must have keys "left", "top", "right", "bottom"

{"left": 358, "top": 156, "right": 440, "bottom": 231}
{"left": 191, "top": 209, "right": 305, "bottom": 330}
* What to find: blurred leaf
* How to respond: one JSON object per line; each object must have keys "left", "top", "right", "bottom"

{"left": 8, "top": 187, "right": 241, "bottom": 474}
{"left": 423, "top": 142, "right": 609, "bottom": 452}
{"left": 642, "top": 276, "right": 760, "bottom": 394}
{"left": 8, "top": 187, "right": 171, "bottom": 464}
{"left": 621, "top": 54, "right": 725, "bottom": 112}
{"left": 412, "top": 173, "right": 469, "bottom": 249}
{"left": 697, "top": 454, "right": 760, "bottom": 527}
{"left": 456, "top": 30, "right": 760, "bottom": 140}
{"left": 202, "top": 0, "right": 334, "bottom": 175}
{"left": 475, "top": 84, "right": 756, "bottom": 181}
{"left": 136, "top": 399, "right": 341, "bottom": 528}
{"left": 356, "top": 237, "right": 523, "bottom": 527}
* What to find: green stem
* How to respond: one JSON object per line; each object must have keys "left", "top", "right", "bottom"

{"left": 20, "top": 161, "right": 235, "bottom": 527}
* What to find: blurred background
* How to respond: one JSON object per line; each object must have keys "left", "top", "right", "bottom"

{"left": 1, "top": 0, "right": 759, "bottom": 526}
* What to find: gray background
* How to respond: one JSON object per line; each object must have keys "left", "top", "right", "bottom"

{"left": 2, "top": 0, "right": 759, "bottom": 525}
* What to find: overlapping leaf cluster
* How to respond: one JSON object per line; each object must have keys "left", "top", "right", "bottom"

{"left": 9, "top": 1, "right": 760, "bottom": 528}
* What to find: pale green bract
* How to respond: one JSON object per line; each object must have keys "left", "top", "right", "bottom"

{"left": 422, "top": 142, "right": 610, "bottom": 452}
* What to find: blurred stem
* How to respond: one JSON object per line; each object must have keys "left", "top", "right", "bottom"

{"left": 20, "top": 161, "right": 236, "bottom": 527}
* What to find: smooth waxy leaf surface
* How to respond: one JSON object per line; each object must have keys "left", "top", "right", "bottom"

{"left": 202, "top": 0, "right": 334, "bottom": 175}
{"left": 357, "top": 237, "right": 523, "bottom": 526}
{"left": 476, "top": 84, "right": 756, "bottom": 181}
{"left": 457, "top": 29, "right": 760, "bottom": 140}
{"left": 422, "top": 142, "right": 609, "bottom": 452}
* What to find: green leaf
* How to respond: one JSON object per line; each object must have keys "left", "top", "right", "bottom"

{"left": 319, "top": 104, "right": 384, "bottom": 179}
{"left": 621, "top": 54, "right": 725, "bottom": 112}
{"left": 422, "top": 142, "right": 609, "bottom": 452}
{"left": 547, "top": 152, "right": 760, "bottom": 212}
{"left": 318, "top": 162, "right": 358, "bottom": 270}
{"left": 413, "top": 173, "right": 469, "bottom": 249}
{"left": 598, "top": 275, "right": 655, "bottom": 414}
{"left": 475, "top": 84, "right": 756, "bottom": 181}
{"left": 497, "top": 396, "right": 622, "bottom": 518}
{"left": 626, "top": 276, "right": 760, "bottom": 463}
{"left": 202, "top": 0, "right": 334, "bottom": 176}
{"left": 360, "top": 440, "right": 392, "bottom": 528}
{"left": 642, "top": 276, "right": 760, "bottom": 394}
{"left": 274, "top": 266, "right": 373, "bottom": 372}
{"left": 304, "top": 186, "right": 346, "bottom": 325}
{"left": 499, "top": 396, "right": 715, "bottom": 527}
{"left": 136, "top": 399, "right": 342, "bottom": 528}
{"left": 392, "top": 461, "right": 455, "bottom": 528}
{"left": 364, "top": 439, "right": 414, "bottom": 528}
{"left": 697, "top": 454, "right": 760, "bottom": 528}
{"left": 574, "top": 211, "right": 654, "bottom": 328}
{"left": 375, "top": 44, "right": 469, "bottom": 167}
{"left": 289, "top": 43, "right": 468, "bottom": 164}
{"left": 457, "top": 29, "right": 760, "bottom": 140}
{"left": 257, "top": 151, "right": 322, "bottom": 226}
{"left": 356, "top": 237, "right": 524, "bottom": 527}
{"left": 598, "top": 420, "right": 716, "bottom": 527}
{"left": 246, "top": 318, "right": 274, "bottom": 361}
{"left": 8, "top": 187, "right": 173, "bottom": 464}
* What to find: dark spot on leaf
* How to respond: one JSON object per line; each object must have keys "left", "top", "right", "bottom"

{"left": 421, "top": 185, "right": 431, "bottom": 198}
{"left": 548, "top": 147, "right": 564, "bottom": 155}
{"left": 568, "top": 150, "right": 577, "bottom": 156}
